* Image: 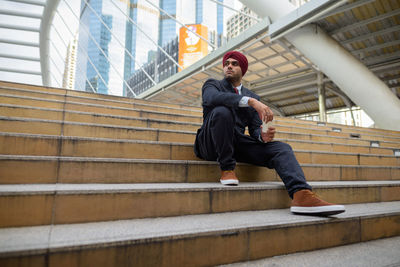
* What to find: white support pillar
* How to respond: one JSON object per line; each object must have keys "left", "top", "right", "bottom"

{"left": 317, "top": 72, "right": 327, "bottom": 123}
{"left": 240, "top": 0, "right": 400, "bottom": 130}
{"left": 40, "top": 0, "right": 61, "bottom": 86}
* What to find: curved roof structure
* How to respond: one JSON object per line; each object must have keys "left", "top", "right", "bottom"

{"left": 0, "top": 0, "right": 46, "bottom": 85}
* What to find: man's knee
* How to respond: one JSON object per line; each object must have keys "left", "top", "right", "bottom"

{"left": 274, "top": 141, "right": 293, "bottom": 153}
{"left": 210, "top": 106, "right": 234, "bottom": 123}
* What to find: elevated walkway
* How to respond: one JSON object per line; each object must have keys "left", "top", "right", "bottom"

{"left": 0, "top": 81, "right": 400, "bottom": 266}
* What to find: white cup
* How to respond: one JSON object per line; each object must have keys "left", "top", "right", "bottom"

{"left": 262, "top": 121, "right": 273, "bottom": 133}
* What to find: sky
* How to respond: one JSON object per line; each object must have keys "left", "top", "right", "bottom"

{"left": 0, "top": 0, "right": 243, "bottom": 87}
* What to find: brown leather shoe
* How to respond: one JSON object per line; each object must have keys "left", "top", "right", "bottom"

{"left": 220, "top": 170, "right": 239, "bottom": 186}
{"left": 290, "top": 189, "right": 345, "bottom": 216}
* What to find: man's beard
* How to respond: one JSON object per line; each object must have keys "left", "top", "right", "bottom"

{"left": 225, "top": 74, "right": 241, "bottom": 83}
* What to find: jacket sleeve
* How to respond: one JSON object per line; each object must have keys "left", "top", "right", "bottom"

{"left": 247, "top": 94, "right": 263, "bottom": 141}
{"left": 202, "top": 79, "right": 242, "bottom": 108}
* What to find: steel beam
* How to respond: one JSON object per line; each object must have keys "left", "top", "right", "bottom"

{"left": 318, "top": 0, "right": 375, "bottom": 21}
{"left": 369, "top": 60, "right": 400, "bottom": 73}
{"left": 275, "top": 39, "right": 314, "bottom": 68}
{"left": 253, "top": 72, "right": 317, "bottom": 92}
{"left": 0, "top": 53, "right": 40, "bottom": 61}
{"left": 330, "top": 9, "right": 400, "bottom": 35}
{"left": 258, "top": 80, "right": 317, "bottom": 97}
{"left": 0, "top": 67, "right": 41, "bottom": 75}
{"left": 10, "top": 0, "right": 46, "bottom": 6}
{"left": 0, "top": 23, "right": 40, "bottom": 32}
{"left": 250, "top": 66, "right": 311, "bottom": 86}
{"left": 341, "top": 25, "right": 400, "bottom": 45}
{"left": 364, "top": 54, "right": 400, "bottom": 66}
{"left": 352, "top": 40, "right": 400, "bottom": 55}
{"left": 0, "top": 38, "right": 39, "bottom": 47}
{"left": 277, "top": 95, "right": 340, "bottom": 110}
{"left": 0, "top": 9, "right": 41, "bottom": 19}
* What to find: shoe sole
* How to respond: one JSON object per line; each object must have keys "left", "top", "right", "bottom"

{"left": 220, "top": 179, "right": 239, "bottom": 186}
{"left": 290, "top": 205, "right": 345, "bottom": 216}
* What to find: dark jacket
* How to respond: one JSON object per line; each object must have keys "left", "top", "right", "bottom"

{"left": 194, "top": 78, "right": 263, "bottom": 157}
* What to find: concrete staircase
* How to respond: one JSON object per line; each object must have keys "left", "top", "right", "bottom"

{"left": 0, "top": 80, "right": 399, "bottom": 266}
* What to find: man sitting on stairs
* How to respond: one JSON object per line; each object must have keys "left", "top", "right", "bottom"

{"left": 194, "top": 50, "right": 345, "bottom": 216}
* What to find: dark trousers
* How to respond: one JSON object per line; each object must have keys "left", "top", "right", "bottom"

{"left": 196, "top": 106, "right": 312, "bottom": 198}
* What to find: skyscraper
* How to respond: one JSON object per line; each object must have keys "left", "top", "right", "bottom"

{"left": 75, "top": 0, "right": 129, "bottom": 95}
{"left": 123, "top": 0, "right": 160, "bottom": 96}
{"left": 195, "top": 0, "right": 234, "bottom": 46}
{"left": 158, "top": 0, "right": 176, "bottom": 47}
{"left": 226, "top": 5, "right": 259, "bottom": 40}
{"left": 62, "top": 35, "right": 78, "bottom": 90}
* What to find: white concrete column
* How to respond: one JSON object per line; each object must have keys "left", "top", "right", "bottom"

{"left": 240, "top": 0, "right": 400, "bottom": 130}
{"left": 40, "top": 0, "right": 61, "bottom": 86}
{"left": 317, "top": 72, "right": 327, "bottom": 123}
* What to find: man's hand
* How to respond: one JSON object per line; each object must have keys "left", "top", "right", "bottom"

{"left": 248, "top": 98, "right": 274, "bottom": 122}
{"left": 261, "top": 126, "right": 276, "bottom": 142}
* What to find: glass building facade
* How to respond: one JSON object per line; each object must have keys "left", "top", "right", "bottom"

{"left": 158, "top": 0, "right": 176, "bottom": 47}
{"left": 76, "top": 0, "right": 234, "bottom": 97}
{"left": 123, "top": 0, "right": 160, "bottom": 96}
{"left": 76, "top": 0, "right": 128, "bottom": 95}
{"left": 194, "top": 0, "right": 234, "bottom": 47}
{"left": 127, "top": 37, "right": 179, "bottom": 97}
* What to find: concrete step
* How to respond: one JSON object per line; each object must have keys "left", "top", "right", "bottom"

{"left": 0, "top": 201, "right": 399, "bottom": 266}
{"left": 221, "top": 236, "right": 400, "bottom": 267}
{"left": 281, "top": 138, "right": 397, "bottom": 156}
{"left": 0, "top": 91, "right": 201, "bottom": 117}
{"left": 2, "top": 82, "right": 399, "bottom": 139}
{"left": 1, "top": 133, "right": 399, "bottom": 164}
{"left": 0, "top": 83, "right": 202, "bottom": 112}
{"left": 0, "top": 104, "right": 201, "bottom": 131}
{"left": 1, "top": 155, "right": 399, "bottom": 184}
{"left": 2, "top": 98, "right": 400, "bottom": 146}
{"left": 0, "top": 116, "right": 400, "bottom": 152}
{"left": 0, "top": 99, "right": 202, "bottom": 124}
{"left": 275, "top": 124, "right": 400, "bottom": 143}
{"left": 2, "top": 88, "right": 400, "bottom": 142}
{"left": 0, "top": 116, "right": 196, "bottom": 143}
{"left": 277, "top": 131, "right": 400, "bottom": 149}
{"left": 1, "top": 181, "right": 399, "bottom": 228}
{"left": 274, "top": 117, "right": 400, "bottom": 138}
{"left": 0, "top": 133, "right": 398, "bottom": 159}
{"left": 2, "top": 116, "right": 400, "bottom": 150}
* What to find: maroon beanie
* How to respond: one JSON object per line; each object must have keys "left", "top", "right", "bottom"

{"left": 222, "top": 51, "right": 248, "bottom": 76}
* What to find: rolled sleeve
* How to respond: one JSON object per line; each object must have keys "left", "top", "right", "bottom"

{"left": 238, "top": 96, "right": 250, "bottom": 107}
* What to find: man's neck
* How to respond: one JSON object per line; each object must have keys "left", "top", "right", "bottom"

{"left": 231, "top": 81, "right": 241, "bottom": 87}
{"left": 228, "top": 79, "right": 241, "bottom": 88}
{"left": 224, "top": 77, "right": 242, "bottom": 88}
